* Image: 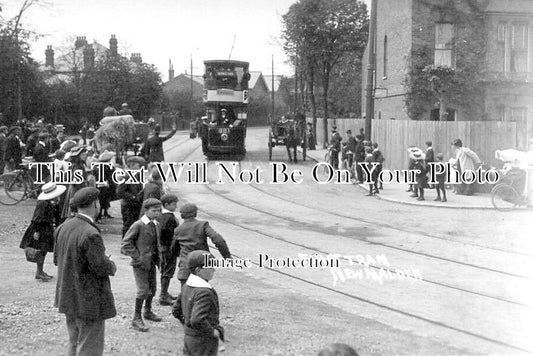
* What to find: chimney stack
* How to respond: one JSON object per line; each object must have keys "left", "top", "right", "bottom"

{"left": 168, "top": 59, "right": 174, "bottom": 80}
{"left": 74, "top": 36, "right": 88, "bottom": 50}
{"left": 45, "top": 45, "right": 54, "bottom": 67}
{"left": 130, "top": 53, "right": 142, "bottom": 65}
{"left": 109, "top": 34, "right": 118, "bottom": 57}
{"left": 83, "top": 44, "right": 95, "bottom": 70}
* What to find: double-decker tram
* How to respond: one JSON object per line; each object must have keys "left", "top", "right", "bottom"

{"left": 200, "top": 60, "right": 250, "bottom": 159}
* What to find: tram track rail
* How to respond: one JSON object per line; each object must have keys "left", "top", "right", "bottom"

{"left": 243, "top": 154, "right": 533, "bottom": 258}
{"left": 202, "top": 174, "right": 529, "bottom": 280}
{"left": 166, "top": 142, "right": 532, "bottom": 354}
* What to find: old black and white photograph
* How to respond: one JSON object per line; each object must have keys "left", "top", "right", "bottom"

{"left": 0, "top": 0, "right": 532, "bottom": 355}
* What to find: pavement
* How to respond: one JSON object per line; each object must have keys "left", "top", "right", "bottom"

{"left": 303, "top": 147, "right": 495, "bottom": 209}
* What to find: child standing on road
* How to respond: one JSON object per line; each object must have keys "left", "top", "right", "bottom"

{"left": 434, "top": 153, "right": 447, "bottom": 202}
{"left": 410, "top": 150, "right": 427, "bottom": 201}
{"left": 20, "top": 182, "right": 66, "bottom": 281}
{"left": 372, "top": 142, "right": 385, "bottom": 190}
{"left": 157, "top": 194, "right": 179, "bottom": 305}
{"left": 364, "top": 147, "right": 379, "bottom": 195}
{"left": 121, "top": 198, "right": 163, "bottom": 332}
{"left": 172, "top": 250, "right": 225, "bottom": 356}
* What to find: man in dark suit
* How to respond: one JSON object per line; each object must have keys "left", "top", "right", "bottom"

{"left": 354, "top": 135, "right": 366, "bottom": 183}
{"left": 143, "top": 124, "right": 176, "bottom": 163}
{"left": 4, "top": 126, "right": 23, "bottom": 172}
{"left": 117, "top": 156, "right": 145, "bottom": 238}
{"left": 330, "top": 126, "right": 342, "bottom": 169}
{"left": 345, "top": 130, "right": 357, "bottom": 168}
{"left": 54, "top": 187, "right": 117, "bottom": 356}
{"left": 425, "top": 141, "right": 435, "bottom": 164}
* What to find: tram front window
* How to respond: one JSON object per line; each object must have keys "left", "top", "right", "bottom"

{"left": 205, "top": 63, "right": 249, "bottom": 90}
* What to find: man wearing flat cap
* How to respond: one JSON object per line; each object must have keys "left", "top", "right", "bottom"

{"left": 54, "top": 187, "right": 117, "bottom": 356}
{"left": 330, "top": 126, "right": 342, "bottom": 169}
{"left": 121, "top": 198, "right": 163, "bottom": 332}
{"left": 170, "top": 203, "right": 231, "bottom": 286}
{"left": 116, "top": 156, "right": 145, "bottom": 238}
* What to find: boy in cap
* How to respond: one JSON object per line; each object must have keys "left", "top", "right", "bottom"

{"left": 434, "top": 153, "right": 447, "bottom": 202}
{"left": 157, "top": 194, "right": 179, "bottom": 305}
{"left": 143, "top": 169, "right": 164, "bottom": 201}
{"left": 170, "top": 203, "right": 231, "bottom": 286}
{"left": 172, "top": 250, "right": 225, "bottom": 356}
{"left": 121, "top": 198, "right": 163, "bottom": 332}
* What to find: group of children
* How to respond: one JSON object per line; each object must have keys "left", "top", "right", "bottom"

{"left": 120, "top": 190, "right": 232, "bottom": 355}
{"left": 331, "top": 127, "right": 386, "bottom": 195}
{"left": 407, "top": 141, "right": 447, "bottom": 202}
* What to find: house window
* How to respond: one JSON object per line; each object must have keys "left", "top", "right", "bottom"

{"left": 497, "top": 22, "right": 506, "bottom": 42}
{"left": 434, "top": 23, "right": 454, "bottom": 68}
{"left": 498, "top": 106, "right": 507, "bottom": 121}
{"left": 510, "top": 107, "right": 528, "bottom": 122}
{"left": 511, "top": 23, "right": 528, "bottom": 72}
{"left": 383, "top": 35, "right": 388, "bottom": 78}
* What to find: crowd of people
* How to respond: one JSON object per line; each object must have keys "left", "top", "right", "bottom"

{"left": 4, "top": 113, "right": 364, "bottom": 355}
{"left": 18, "top": 167, "right": 235, "bottom": 355}
{"left": 405, "top": 139, "right": 482, "bottom": 202}
{"left": 321, "top": 126, "right": 491, "bottom": 203}
{"left": 327, "top": 126, "right": 385, "bottom": 196}
{"left": 1, "top": 113, "right": 236, "bottom": 354}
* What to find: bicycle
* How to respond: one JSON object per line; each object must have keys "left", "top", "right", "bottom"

{"left": 0, "top": 158, "right": 44, "bottom": 205}
{"left": 491, "top": 168, "right": 531, "bottom": 211}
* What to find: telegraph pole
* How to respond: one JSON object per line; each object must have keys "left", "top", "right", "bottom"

{"left": 365, "top": 0, "right": 378, "bottom": 140}
{"left": 271, "top": 55, "right": 275, "bottom": 123}
{"left": 190, "top": 55, "right": 194, "bottom": 124}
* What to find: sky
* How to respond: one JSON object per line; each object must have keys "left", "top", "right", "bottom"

{"left": 1, "top": 0, "right": 308, "bottom": 80}
{"left": 2, "top": 0, "right": 372, "bottom": 81}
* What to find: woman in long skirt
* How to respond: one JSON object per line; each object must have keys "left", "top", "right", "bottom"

{"left": 20, "top": 182, "right": 66, "bottom": 281}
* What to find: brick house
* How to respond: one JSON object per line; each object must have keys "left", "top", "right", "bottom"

{"left": 43, "top": 35, "right": 144, "bottom": 83}
{"left": 362, "top": 0, "right": 533, "bottom": 134}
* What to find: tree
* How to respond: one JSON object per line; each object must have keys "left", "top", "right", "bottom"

{"left": 283, "top": 0, "right": 368, "bottom": 147}
{"left": 0, "top": 0, "right": 49, "bottom": 123}
{"left": 328, "top": 54, "right": 362, "bottom": 117}
{"left": 46, "top": 52, "right": 162, "bottom": 129}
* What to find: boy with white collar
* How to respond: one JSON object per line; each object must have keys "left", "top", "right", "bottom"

{"left": 172, "top": 250, "right": 225, "bottom": 356}
{"left": 121, "top": 198, "right": 163, "bottom": 332}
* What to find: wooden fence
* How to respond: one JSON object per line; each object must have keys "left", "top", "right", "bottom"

{"left": 312, "top": 118, "right": 527, "bottom": 170}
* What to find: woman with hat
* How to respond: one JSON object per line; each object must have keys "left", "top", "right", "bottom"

{"left": 20, "top": 182, "right": 66, "bottom": 281}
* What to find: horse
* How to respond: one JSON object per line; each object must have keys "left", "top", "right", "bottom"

{"left": 284, "top": 119, "right": 305, "bottom": 163}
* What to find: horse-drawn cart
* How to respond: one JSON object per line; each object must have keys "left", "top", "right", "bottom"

{"left": 268, "top": 115, "right": 307, "bottom": 162}
{"left": 94, "top": 115, "right": 149, "bottom": 162}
